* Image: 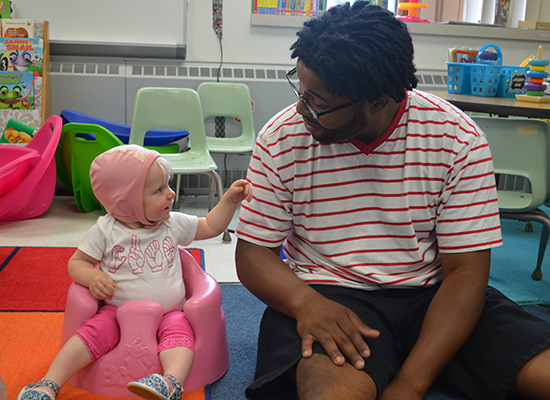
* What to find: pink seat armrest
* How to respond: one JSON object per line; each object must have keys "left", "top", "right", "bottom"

{"left": 179, "top": 248, "right": 230, "bottom": 390}
{"left": 180, "top": 248, "right": 222, "bottom": 325}
{"left": 61, "top": 282, "right": 100, "bottom": 347}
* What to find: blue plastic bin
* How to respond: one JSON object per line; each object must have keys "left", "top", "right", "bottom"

{"left": 470, "top": 44, "right": 502, "bottom": 97}
{"left": 446, "top": 62, "right": 472, "bottom": 95}
{"left": 60, "top": 110, "right": 189, "bottom": 147}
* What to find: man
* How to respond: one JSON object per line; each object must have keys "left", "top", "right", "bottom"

{"left": 235, "top": 2, "right": 550, "bottom": 400}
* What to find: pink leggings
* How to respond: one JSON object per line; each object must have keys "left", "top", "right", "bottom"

{"left": 75, "top": 305, "right": 195, "bottom": 361}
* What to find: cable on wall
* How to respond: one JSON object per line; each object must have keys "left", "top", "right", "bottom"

{"left": 213, "top": 0, "right": 229, "bottom": 189}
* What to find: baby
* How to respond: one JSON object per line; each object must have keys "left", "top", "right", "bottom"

{"left": 18, "top": 145, "right": 252, "bottom": 400}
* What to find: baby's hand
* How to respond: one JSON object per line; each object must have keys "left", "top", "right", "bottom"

{"left": 225, "top": 179, "right": 252, "bottom": 203}
{"left": 89, "top": 271, "right": 116, "bottom": 300}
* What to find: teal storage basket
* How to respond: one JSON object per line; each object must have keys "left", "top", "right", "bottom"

{"left": 470, "top": 44, "right": 502, "bottom": 97}
{"left": 446, "top": 62, "right": 472, "bottom": 94}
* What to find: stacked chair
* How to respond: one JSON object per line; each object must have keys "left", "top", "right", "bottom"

{"left": 197, "top": 82, "right": 256, "bottom": 155}
{"left": 197, "top": 82, "right": 256, "bottom": 212}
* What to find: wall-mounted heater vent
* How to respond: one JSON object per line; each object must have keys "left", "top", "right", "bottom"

{"left": 51, "top": 62, "right": 124, "bottom": 76}
{"left": 128, "top": 64, "right": 289, "bottom": 82}
{"left": 125, "top": 64, "right": 448, "bottom": 90}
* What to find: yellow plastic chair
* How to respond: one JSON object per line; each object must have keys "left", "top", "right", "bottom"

{"left": 129, "top": 87, "right": 231, "bottom": 243}
{"left": 473, "top": 116, "right": 550, "bottom": 280}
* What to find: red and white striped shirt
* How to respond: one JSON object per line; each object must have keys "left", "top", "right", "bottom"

{"left": 236, "top": 90, "right": 503, "bottom": 290}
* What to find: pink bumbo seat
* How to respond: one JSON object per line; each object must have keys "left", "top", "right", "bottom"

{"left": 0, "top": 115, "right": 62, "bottom": 222}
{"left": 60, "top": 248, "right": 230, "bottom": 397}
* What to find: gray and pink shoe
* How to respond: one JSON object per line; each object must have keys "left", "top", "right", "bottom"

{"left": 127, "top": 373, "right": 182, "bottom": 400}
{"left": 17, "top": 380, "right": 60, "bottom": 400}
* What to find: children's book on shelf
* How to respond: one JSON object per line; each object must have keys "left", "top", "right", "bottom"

{"left": 0, "top": 38, "right": 44, "bottom": 77}
{"left": 0, "top": 0, "right": 12, "bottom": 19}
{"left": 0, "top": 118, "right": 35, "bottom": 144}
{"left": 0, "top": 71, "right": 34, "bottom": 110}
{"left": 448, "top": 47, "right": 479, "bottom": 63}
{"left": 2, "top": 19, "right": 34, "bottom": 38}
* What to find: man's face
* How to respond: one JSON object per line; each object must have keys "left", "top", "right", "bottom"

{"left": 294, "top": 60, "right": 371, "bottom": 144}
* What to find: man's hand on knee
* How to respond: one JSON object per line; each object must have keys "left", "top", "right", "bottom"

{"left": 296, "top": 296, "right": 380, "bottom": 370}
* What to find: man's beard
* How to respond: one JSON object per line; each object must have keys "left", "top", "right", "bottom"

{"left": 308, "top": 109, "right": 369, "bottom": 144}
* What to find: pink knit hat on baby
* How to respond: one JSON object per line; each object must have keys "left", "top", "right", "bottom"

{"left": 90, "top": 145, "right": 162, "bottom": 229}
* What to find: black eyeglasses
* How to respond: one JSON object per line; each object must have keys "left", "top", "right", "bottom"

{"left": 286, "top": 67, "right": 361, "bottom": 122}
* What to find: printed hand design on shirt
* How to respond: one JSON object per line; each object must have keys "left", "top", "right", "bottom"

{"left": 145, "top": 240, "right": 163, "bottom": 272}
{"left": 109, "top": 245, "right": 126, "bottom": 273}
{"left": 163, "top": 236, "right": 176, "bottom": 268}
{"left": 128, "top": 234, "right": 145, "bottom": 274}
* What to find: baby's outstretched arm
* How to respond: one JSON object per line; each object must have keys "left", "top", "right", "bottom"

{"left": 224, "top": 178, "right": 253, "bottom": 203}
{"left": 68, "top": 249, "right": 116, "bottom": 300}
{"left": 195, "top": 179, "right": 252, "bottom": 240}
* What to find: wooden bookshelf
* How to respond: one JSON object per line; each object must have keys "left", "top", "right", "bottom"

{"left": 42, "top": 20, "right": 50, "bottom": 124}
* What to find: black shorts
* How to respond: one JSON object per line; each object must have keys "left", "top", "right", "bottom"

{"left": 245, "top": 284, "right": 550, "bottom": 400}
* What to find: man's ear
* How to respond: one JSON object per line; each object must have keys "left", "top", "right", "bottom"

{"left": 366, "top": 96, "right": 389, "bottom": 113}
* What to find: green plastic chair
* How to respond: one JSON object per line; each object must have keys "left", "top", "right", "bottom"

{"left": 473, "top": 116, "right": 550, "bottom": 280}
{"left": 197, "top": 82, "right": 256, "bottom": 154}
{"left": 128, "top": 87, "right": 231, "bottom": 243}
{"left": 56, "top": 123, "right": 123, "bottom": 212}
{"left": 197, "top": 82, "right": 256, "bottom": 208}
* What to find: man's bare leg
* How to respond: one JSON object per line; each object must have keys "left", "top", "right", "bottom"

{"left": 296, "top": 354, "right": 377, "bottom": 400}
{"left": 510, "top": 347, "right": 550, "bottom": 400}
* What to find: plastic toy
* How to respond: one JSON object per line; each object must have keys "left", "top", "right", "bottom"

{"left": 60, "top": 110, "right": 189, "bottom": 147}
{"left": 0, "top": 146, "right": 40, "bottom": 197}
{"left": 516, "top": 46, "right": 550, "bottom": 103}
{"left": 396, "top": 0, "right": 429, "bottom": 23}
{"left": 0, "top": 115, "right": 63, "bottom": 222}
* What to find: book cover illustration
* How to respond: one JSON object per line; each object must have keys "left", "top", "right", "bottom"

{"left": 0, "top": 0, "right": 12, "bottom": 19}
{"left": 507, "top": 70, "right": 528, "bottom": 94}
{"left": 0, "top": 71, "right": 34, "bottom": 110}
{"left": 0, "top": 118, "right": 35, "bottom": 144}
{"left": 0, "top": 38, "right": 43, "bottom": 77}
{"left": 2, "top": 19, "right": 34, "bottom": 38}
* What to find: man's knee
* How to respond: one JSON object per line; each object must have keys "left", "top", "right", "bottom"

{"left": 510, "top": 347, "right": 550, "bottom": 400}
{"left": 296, "top": 354, "right": 377, "bottom": 400}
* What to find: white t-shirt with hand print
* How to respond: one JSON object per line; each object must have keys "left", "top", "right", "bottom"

{"left": 78, "top": 212, "right": 199, "bottom": 314}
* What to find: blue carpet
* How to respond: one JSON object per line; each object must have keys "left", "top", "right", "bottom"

{"left": 212, "top": 284, "right": 265, "bottom": 400}
{"left": 490, "top": 217, "right": 550, "bottom": 305}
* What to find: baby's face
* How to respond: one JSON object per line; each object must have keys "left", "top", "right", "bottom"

{"left": 143, "top": 162, "right": 175, "bottom": 223}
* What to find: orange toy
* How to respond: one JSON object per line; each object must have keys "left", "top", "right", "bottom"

{"left": 397, "top": 0, "right": 428, "bottom": 18}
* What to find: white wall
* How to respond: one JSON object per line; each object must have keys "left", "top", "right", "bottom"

{"left": 186, "top": 1, "right": 549, "bottom": 70}
{"left": 15, "top": 0, "right": 549, "bottom": 71}
{"left": 185, "top": 0, "right": 299, "bottom": 65}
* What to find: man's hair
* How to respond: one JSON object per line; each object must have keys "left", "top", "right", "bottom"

{"left": 290, "top": 1, "right": 418, "bottom": 103}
